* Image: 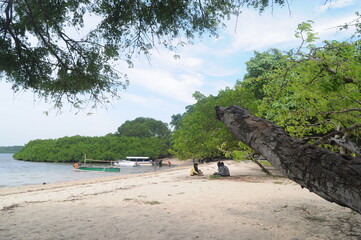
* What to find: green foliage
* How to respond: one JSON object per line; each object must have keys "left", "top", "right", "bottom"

{"left": 209, "top": 174, "right": 221, "bottom": 180}
{"left": 116, "top": 117, "right": 171, "bottom": 139}
{"left": 172, "top": 20, "right": 361, "bottom": 160}
{"left": 235, "top": 22, "right": 361, "bottom": 153}
{"left": 236, "top": 49, "right": 288, "bottom": 113}
{"left": 116, "top": 117, "right": 172, "bottom": 156}
{"left": 170, "top": 113, "right": 183, "bottom": 131}
{"left": 228, "top": 142, "right": 253, "bottom": 161}
{"left": 294, "top": 20, "right": 319, "bottom": 47}
{"left": 172, "top": 88, "right": 243, "bottom": 160}
{"left": 0, "top": 0, "right": 286, "bottom": 109}
{"left": 258, "top": 40, "right": 361, "bottom": 142}
{"left": 13, "top": 135, "right": 169, "bottom": 162}
{"left": 0, "top": 146, "right": 23, "bottom": 153}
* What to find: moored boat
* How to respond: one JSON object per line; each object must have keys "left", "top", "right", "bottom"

{"left": 114, "top": 156, "right": 152, "bottom": 167}
{"left": 76, "top": 166, "right": 120, "bottom": 172}
{"left": 74, "top": 155, "right": 120, "bottom": 172}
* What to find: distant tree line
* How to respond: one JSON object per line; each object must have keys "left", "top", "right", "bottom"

{"left": 0, "top": 146, "right": 23, "bottom": 153}
{"left": 14, "top": 118, "right": 171, "bottom": 162}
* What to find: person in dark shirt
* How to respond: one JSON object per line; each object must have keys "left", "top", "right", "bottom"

{"left": 213, "top": 162, "right": 230, "bottom": 177}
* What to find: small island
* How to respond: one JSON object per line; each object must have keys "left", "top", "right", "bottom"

{"left": 0, "top": 146, "right": 23, "bottom": 154}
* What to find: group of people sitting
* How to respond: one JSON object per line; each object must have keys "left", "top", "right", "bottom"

{"left": 190, "top": 161, "right": 230, "bottom": 177}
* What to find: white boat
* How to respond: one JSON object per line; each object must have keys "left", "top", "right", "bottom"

{"left": 114, "top": 156, "right": 153, "bottom": 167}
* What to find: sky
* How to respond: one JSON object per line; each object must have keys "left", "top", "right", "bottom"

{"left": 0, "top": 0, "right": 360, "bottom": 146}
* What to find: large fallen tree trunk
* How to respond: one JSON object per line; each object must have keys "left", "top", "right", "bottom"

{"left": 216, "top": 106, "right": 361, "bottom": 214}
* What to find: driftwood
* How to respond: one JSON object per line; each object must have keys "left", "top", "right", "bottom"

{"left": 216, "top": 106, "right": 361, "bottom": 214}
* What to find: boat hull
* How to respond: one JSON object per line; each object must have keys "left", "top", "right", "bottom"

{"left": 114, "top": 161, "right": 137, "bottom": 167}
{"left": 76, "top": 166, "right": 120, "bottom": 172}
{"left": 114, "top": 160, "right": 152, "bottom": 167}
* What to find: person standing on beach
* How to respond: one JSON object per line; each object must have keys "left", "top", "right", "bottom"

{"left": 190, "top": 163, "right": 203, "bottom": 176}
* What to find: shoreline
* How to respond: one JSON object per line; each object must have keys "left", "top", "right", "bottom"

{"left": 1, "top": 160, "right": 360, "bottom": 240}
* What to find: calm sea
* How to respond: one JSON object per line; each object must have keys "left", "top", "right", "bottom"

{"left": 0, "top": 153, "right": 166, "bottom": 188}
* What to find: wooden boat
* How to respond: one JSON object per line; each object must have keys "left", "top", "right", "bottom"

{"left": 74, "top": 155, "right": 120, "bottom": 172}
{"left": 114, "top": 156, "right": 152, "bottom": 167}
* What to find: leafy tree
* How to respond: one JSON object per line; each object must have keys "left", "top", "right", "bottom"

{"left": 172, "top": 89, "right": 243, "bottom": 160}
{"left": 0, "top": 0, "right": 287, "bottom": 108}
{"left": 235, "top": 22, "right": 361, "bottom": 155}
{"left": 170, "top": 113, "right": 183, "bottom": 131}
{"left": 240, "top": 49, "right": 287, "bottom": 100}
{"left": 116, "top": 117, "right": 171, "bottom": 139}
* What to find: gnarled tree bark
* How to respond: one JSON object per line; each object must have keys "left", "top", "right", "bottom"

{"left": 216, "top": 106, "right": 361, "bottom": 214}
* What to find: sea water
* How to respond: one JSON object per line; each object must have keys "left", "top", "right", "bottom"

{"left": 0, "top": 153, "right": 166, "bottom": 188}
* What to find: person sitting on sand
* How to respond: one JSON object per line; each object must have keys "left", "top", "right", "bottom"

{"left": 73, "top": 162, "right": 79, "bottom": 169}
{"left": 213, "top": 162, "right": 230, "bottom": 177}
{"left": 214, "top": 161, "right": 222, "bottom": 174}
{"left": 190, "top": 163, "right": 203, "bottom": 176}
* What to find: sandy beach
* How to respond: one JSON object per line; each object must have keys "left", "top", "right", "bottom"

{"left": 1, "top": 160, "right": 360, "bottom": 240}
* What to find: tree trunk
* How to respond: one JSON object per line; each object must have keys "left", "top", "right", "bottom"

{"left": 216, "top": 106, "right": 361, "bottom": 214}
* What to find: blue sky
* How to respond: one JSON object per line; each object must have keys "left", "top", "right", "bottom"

{"left": 0, "top": 0, "right": 360, "bottom": 146}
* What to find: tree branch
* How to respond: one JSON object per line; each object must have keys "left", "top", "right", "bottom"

{"left": 329, "top": 137, "right": 361, "bottom": 155}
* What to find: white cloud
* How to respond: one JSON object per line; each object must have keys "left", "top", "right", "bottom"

{"left": 220, "top": 4, "right": 359, "bottom": 55}
{"left": 221, "top": 9, "right": 303, "bottom": 53}
{"left": 128, "top": 67, "right": 203, "bottom": 104}
{"left": 0, "top": 82, "right": 120, "bottom": 145}
{"left": 318, "top": 0, "right": 356, "bottom": 12}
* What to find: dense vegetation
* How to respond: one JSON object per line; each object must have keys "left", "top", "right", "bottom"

{"left": 14, "top": 118, "right": 171, "bottom": 162}
{"left": 0, "top": 146, "right": 23, "bottom": 153}
{"left": 171, "top": 21, "right": 361, "bottom": 161}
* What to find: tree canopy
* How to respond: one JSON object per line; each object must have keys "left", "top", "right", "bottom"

{"left": 115, "top": 117, "right": 171, "bottom": 139}
{"left": 171, "top": 90, "right": 243, "bottom": 160}
{"left": 0, "top": 0, "right": 287, "bottom": 108}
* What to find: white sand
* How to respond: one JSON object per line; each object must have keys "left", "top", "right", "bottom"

{"left": 1, "top": 160, "right": 360, "bottom": 240}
